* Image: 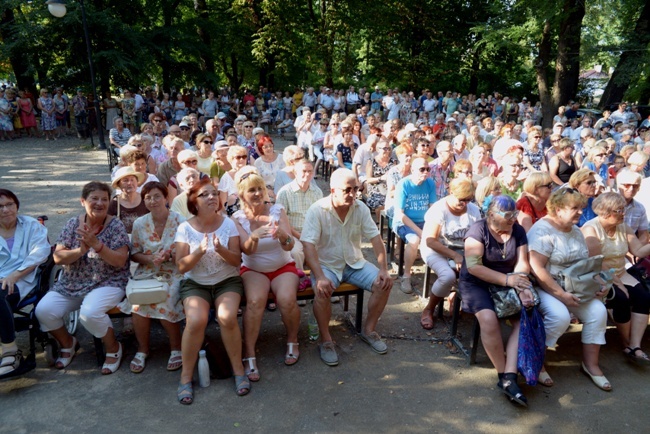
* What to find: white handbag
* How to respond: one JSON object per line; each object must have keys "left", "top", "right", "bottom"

{"left": 126, "top": 274, "right": 169, "bottom": 305}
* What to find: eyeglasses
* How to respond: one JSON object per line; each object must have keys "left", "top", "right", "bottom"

{"left": 612, "top": 208, "right": 626, "bottom": 215}
{"left": 621, "top": 183, "right": 640, "bottom": 189}
{"left": 595, "top": 153, "right": 606, "bottom": 158}
{"left": 234, "top": 155, "right": 248, "bottom": 160}
{"left": 584, "top": 180, "right": 597, "bottom": 186}
{"left": 152, "top": 120, "right": 161, "bottom": 123}
{"left": 533, "top": 136, "right": 541, "bottom": 139}
{"left": 202, "top": 140, "right": 213, "bottom": 144}
{"left": 457, "top": 170, "right": 472, "bottom": 176}
{"left": 182, "top": 160, "right": 198, "bottom": 165}
{"left": 0, "top": 202, "right": 16, "bottom": 210}
{"left": 338, "top": 186, "right": 360, "bottom": 194}
{"left": 144, "top": 194, "right": 164, "bottom": 202}
{"left": 418, "top": 143, "right": 431, "bottom": 147}
{"left": 418, "top": 167, "right": 431, "bottom": 173}
{"left": 378, "top": 147, "right": 392, "bottom": 151}
{"left": 540, "top": 183, "right": 554, "bottom": 189}
{"left": 494, "top": 210, "right": 519, "bottom": 220}
{"left": 133, "top": 143, "right": 144, "bottom": 147}
{"left": 197, "top": 191, "right": 218, "bottom": 199}
{"left": 244, "top": 125, "right": 254, "bottom": 129}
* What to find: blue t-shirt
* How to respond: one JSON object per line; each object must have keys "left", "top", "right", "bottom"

{"left": 394, "top": 177, "right": 437, "bottom": 229}
{"left": 578, "top": 197, "right": 596, "bottom": 227}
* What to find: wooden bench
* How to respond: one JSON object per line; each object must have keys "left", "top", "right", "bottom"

{"left": 93, "top": 283, "right": 364, "bottom": 365}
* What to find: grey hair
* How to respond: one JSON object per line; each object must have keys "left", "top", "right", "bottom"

{"left": 592, "top": 192, "right": 626, "bottom": 217}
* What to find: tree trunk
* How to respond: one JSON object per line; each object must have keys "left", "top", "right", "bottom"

{"left": 599, "top": 0, "right": 650, "bottom": 108}
{"left": 468, "top": 48, "right": 480, "bottom": 95}
{"left": 551, "top": 0, "right": 585, "bottom": 108}
{"left": 535, "top": 20, "right": 554, "bottom": 128}
{"left": 1, "top": 8, "right": 36, "bottom": 92}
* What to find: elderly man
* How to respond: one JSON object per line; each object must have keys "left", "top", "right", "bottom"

{"left": 302, "top": 169, "right": 393, "bottom": 366}
{"left": 276, "top": 158, "right": 323, "bottom": 270}
{"left": 429, "top": 140, "right": 455, "bottom": 199}
{"left": 617, "top": 170, "right": 649, "bottom": 244}
{"left": 394, "top": 157, "right": 437, "bottom": 294}
{"left": 302, "top": 87, "right": 317, "bottom": 113}
{"left": 157, "top": 137, "right": 185, "bottom": 186}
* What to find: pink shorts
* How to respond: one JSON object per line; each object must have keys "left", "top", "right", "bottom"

{"left": 240, "top": 262, "right": 300, "bottom": 282}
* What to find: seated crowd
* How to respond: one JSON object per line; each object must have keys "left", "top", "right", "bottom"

{"left": 2, "top": 88, "right": 650, "bottom": 409}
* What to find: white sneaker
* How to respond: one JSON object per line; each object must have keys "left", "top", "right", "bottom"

{"left": 400, "top": 277, "right": 413, "bottom": 294}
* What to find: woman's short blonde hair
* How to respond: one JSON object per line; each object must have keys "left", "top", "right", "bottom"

{"left": 523, "top": 171, "right": 552, "bottom": 194}
{"left": 568, "top": 168, "right": 596, "bottom": 189}
{"left": 236, "top": 168, "right": 265, "bottom": 198}
{"left": 449, "top": 178, "right": 474, "bottom": 199}
{"left": 592, "top": 192, "right": 626, "bottom": 217}
{"left": 475, "top": 176, "right": 500, "bottom": 209}
{"left": 586, "top": 145, "right": 607, "bottom": 161}
{"left": 627, "top": 151, "right": 649, "bottom": 167}
{"left": 452, "top": 159, "right": 472, "bottom": 176}
{"left": 546, "top": 188, "right": 588, "bottom": 217}
{"left": 282, "top": 145, "right": 304, "bottom": 165}
{"left": 558, "top": 138, "right": 574, "bottom": 150}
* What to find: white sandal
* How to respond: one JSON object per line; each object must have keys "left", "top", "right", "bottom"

{"left": 55, "top": 337, "right": 79, "bottom": 369}
{"left": 102, "top": 342, "right": 123, "bottom": 375}
{"left": 130, "top": 352, "right": 147, "bottom": 374}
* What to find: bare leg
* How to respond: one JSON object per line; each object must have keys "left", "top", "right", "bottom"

{"left": 402, "top": 238, "right": 420, "bottom": 279}
{"left": 475, "top": 309, "right": 506, "bottom": 372}
{"left": 314, "top": 292, "right": 333, "bottom": 343}
{"left": 272, "top": 273, "right": 301, "bottom": 348}
{"left": 132, "top": 314, "right": 151, "bottom": 354}
{"left": 241, "top": 272, "right": 271, "bottom": 358}
{"left": 160, "top": 319, "right": 182, "bottom": 351}
{"left": 364, "top": 278, "right": 391, "bottom": 334}
{"left": 215, "top": 291, "right": 245, "bottom": 376}
{"left": 180, "top": 296, "right": 210, "bottom": 385}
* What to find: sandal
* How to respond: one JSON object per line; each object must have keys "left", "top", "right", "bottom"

{"left": 167, "top": 350, "right": 183, "bottom": 371}
{"left": 420, "top": 309, "right": 434, "bottom": 330}
{"left": 101, "top": 342, "right": 123, "bottom": 375}
{"left": 0, "top": 350, "right": 23, "bottom": 377}
{"left": 130, "top": 352, "right": 147, "bottom": 374}
{"left": 537, "top": 370, "right": 554, "bottom": 387}
{"left": 177, "top": 381, "right": 194, "bottom": 405}
{"left": 55, "top": 337, "right": 80, "bottom": 369}
{"left": 581, "top": 362, "right": 612, "bottom": 391}
{"left": 624, "top": 347, "right": 650, "bottom": 365}
{"left": 243, "top": 357, "right": 260, "bottom": 382}
{"left": 235, "top": 375, "right": 251, "bottom": 396}
{"left": 498, "top": 373, "right": 528, "bottom": 407}
{"left": 285, "top": 343, "right": 300, "bottom": 366}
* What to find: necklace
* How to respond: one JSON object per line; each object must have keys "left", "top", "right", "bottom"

{"left": 496, "top": 234, "right": 511, "bottom": 259}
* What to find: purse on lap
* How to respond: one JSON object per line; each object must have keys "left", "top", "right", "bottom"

{"left": 555, "top": 255, "right": 604, "bottom": 303}
{"left": 488, "top": 282, "right": 540, "bottom": 319}
{"left": 126, "top": 273, "right": 169, "bottom": 305}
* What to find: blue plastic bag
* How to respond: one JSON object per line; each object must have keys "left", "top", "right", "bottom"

{"left": 517, "top": 307, "right": 546, "bottom": 386}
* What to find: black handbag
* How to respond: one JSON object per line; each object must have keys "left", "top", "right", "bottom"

{"left": 488, "top": 284, "right": 540, "bottom": 319}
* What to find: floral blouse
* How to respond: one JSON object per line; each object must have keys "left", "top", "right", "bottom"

{"left": 53, "top": 217, "right": 130, "bottom": 297}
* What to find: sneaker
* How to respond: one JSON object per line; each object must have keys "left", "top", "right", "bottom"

{"left": 400, "top": 277, "right": 413, "bottom": 294}
{"left": 360, "top": 331, "right": 388, "bottom": 354}
{"left": 319, "top": 342, "right": 339, "bottom": 366}
{"left": 331, "top": 296, "right": 341, "bottom": 304}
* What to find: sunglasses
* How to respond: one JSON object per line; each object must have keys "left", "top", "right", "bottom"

{"left": 234, "top": 155, "right": 248, "bottom": 160}
{"left": 494, "top": 210, "right": 519, "bottom": 220}
{"left": 244, "top": 125, "right": 254, "bottom": 128}
{"left": 457, "top": 197, "right": 473, "bottom": 204}
{"left": 540, "top": 183, "right": 554, "bottom": 189}
{"left": 202, "top": 140, "right": 213, "bottom": 144}
{"left": 418, "top": 167, "right": 431, "bottom": 173}
{"left": 180, "top": 127, "right": 190, "bottom": 131}
{"left": 584, "top": 180, "right": 597, "bottom": 186}
{"left": 182, "top": 160, "right": 198, "bottom": 165}
{"left": 595, "top": 153, "right": 606, "bottom": 157}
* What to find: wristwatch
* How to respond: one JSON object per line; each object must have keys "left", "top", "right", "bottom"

{"left": 283, "top": 236, "right": 293, "bottom": 246}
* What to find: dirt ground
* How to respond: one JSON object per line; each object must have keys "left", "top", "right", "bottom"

{"left": 1, "top": 134, "right": 649, "bottom": 433}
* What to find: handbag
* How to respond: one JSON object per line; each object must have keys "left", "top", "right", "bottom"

{"left": 488, "top": 281, "right": 540, "bottom": 319}
{"left": 126, "top": 274, "right": 169, "bottom": 305}
{"left": 555, "top": 255, "right": 604, "bottom": 303}
{"left": 517, "top": 307, "right": 546, "bottom": 386}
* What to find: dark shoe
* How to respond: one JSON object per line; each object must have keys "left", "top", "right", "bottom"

{"left": 498, "top": 373, "right": 528, "bottom": 407}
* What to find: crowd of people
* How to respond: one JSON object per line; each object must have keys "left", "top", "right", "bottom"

{"left": 1, "top": 83, "right": 650, "bottom": 408}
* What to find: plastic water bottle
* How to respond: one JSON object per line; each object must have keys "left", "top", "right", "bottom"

{"left": 198, "top": 350, "right": 210, "bottom": 388}
{"left": 307, "top": 301, "right": 319, "bottom": 341}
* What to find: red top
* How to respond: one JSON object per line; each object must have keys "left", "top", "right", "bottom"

{"left": 516, "top": 195, "right": 547, "bottom": 225}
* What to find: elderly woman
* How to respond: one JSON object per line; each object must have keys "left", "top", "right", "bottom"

{"left": 497, "top": 152, "right": 524, "bottom": 201}
{"left": 232, "top": 172, "right": 300, "bottom": 381}
{"left": 523, "top": 131, "right": 547, "bottom": 172}
{"left": 167, "top": 149, "right": 202, "bottom": 205}
{"left": 118, "top": 182, "right": 185, "bottom": 373}
{"left": 124, "top": 151, "right": 159, "bottom": 193}
{"left": 35, "top": 182, "right": 130, "bottom": 374}
{"left": 582, "top": 193, "right": 650, "bottom": 364}
{"left": 218, "top": 145, "right": 251, "bottom": 216}
{"left": 108, "top": 166, "right": 149, "bottom": 234}
{"left": 52, "top": 88, "right": 68, "bottom": 139}
{"left": 254, "top": 134, "right": 285, "bottom": 195}
{"left": 474, "top": 176, "right": 502, "bottom": 214}
{"left": 548, "top": 138, "right": 577, "bottom": 187}
{"left": 37, "top": 88, "right": 56, "bottom": 141}
{"left": 109, "top": 117, "right": 133, "bottom": 155}
{"left": 365, "top": 141, "right": 397, "bottom": 221}
{"left": 582, "top": 145, "right": 610, "bottom": 186}
{"left": 238, "top": 120, "right": 258, "bottom": 162}
{"left": 274, "top": 145, "right": 306, "bottom": 193}
{"left": 469, "top": 144, "right": 498, "bottom": 181}
{"left": 419, "top": 179, "right": 481, "bottom": 329}
{"left": 394, "top": 157, "right": 437, "bottom": 294}
{"left": 384, "top": 143, "right": 414, "bottom": 216}
{"left": 210, "top": 140, "right": 230, "bottom": 183}
{"left": 452, "top": 159, "right": 473, "bottom": 183}
{"left": 528, "top": 188, "right": 611, "bottom": 390}
{"left": 516, "top": 172, "right": 553, "bottom": 232}
{"left": 0, "top": 190, "right": 50, "bottom": 376}
{"left": 458, "top": 195, "right": 534, "bottom": 406}
{"left": 121, "top": 90, "right": 136, "bottom": 132}
{"left": 568, "top": 169, "right": 598, "bottom": 227}
{"left": 171, "top": 168, "right": 200, "bottom": 219}
{"left": 128, "top": 134, "right": 157, "bottom": 174}
{"left": 174, "top": 178, "right": 248, "bottom": 404}
{"left": 193, "top": 133, "right": 214, "bottom": 176}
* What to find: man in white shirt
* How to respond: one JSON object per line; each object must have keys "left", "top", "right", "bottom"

{"left": 346, "top": 86, "right": 359, "bottom": 114}
{"left": 319, "top": 88, "right": 334, "bottom": 116}
{"left": 302, "top": 168, "right": 393, "bottom": 366}
{"left": 422, "top": 91, "right": 437, "bottom": 117}
{"left": 302, "top": 87, "right": 317, "bottom": 112}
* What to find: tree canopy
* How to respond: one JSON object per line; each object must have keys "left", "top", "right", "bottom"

{"left": 1, "top": 0, "right": 648, "bottom": 112}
